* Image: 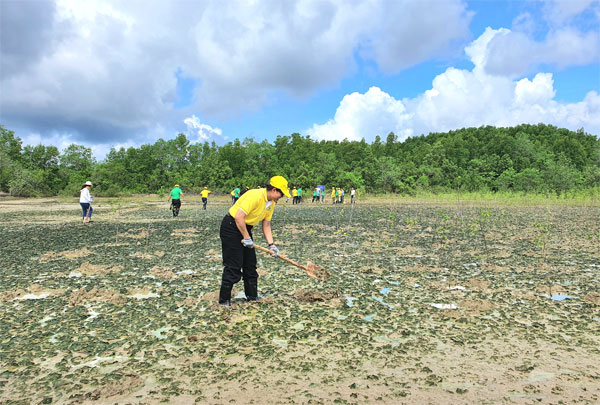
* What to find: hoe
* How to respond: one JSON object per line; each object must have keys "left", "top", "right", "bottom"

{"left": 254, "top": 244, "right": 330, "bottom": 281}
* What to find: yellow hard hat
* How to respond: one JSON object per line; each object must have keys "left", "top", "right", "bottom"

{"left": 175, "top": 184, "right": 180, "bottom": 187}
{"left": 270, "top": 175, "right": 291, "bottom": 197}
{"left": 204, "top": 186, "right": 208, "bottom": 189}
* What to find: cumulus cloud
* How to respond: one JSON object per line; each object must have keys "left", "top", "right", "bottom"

{"left": 308, "top": 28, "right": 600, "bottom": 143}
{"left": 482, "top": 27, "right": 600, "bottom": 77}
{"left": 307, "top": 87, "right": 411, "bottom": 141}
{"left": 543, "top": 0, "right": 599, "bottom": 26}
{"left": 183, "top": 115, "right": 223, "bottom": 143}
{"left": 356, "top": 0, "right": 472, "bottom": 73}
{"left": 0, "top": 0, "right": 471, "bottom": 144}
{"left": 477, "top": 0, "right": 600, "bottom": 77}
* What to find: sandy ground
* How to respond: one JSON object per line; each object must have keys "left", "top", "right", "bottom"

{"left": 0, "top": 197, "right": 598, "bottom": 404}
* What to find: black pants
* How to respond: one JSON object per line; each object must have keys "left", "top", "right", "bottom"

{"left": 202, "top": 197, "right": 208, "bottom": 210}
{"left": 219, "top": 215, "right": 258, "bottom": 302}
{"left": 171, "top": 199, "right": 181, "bottom": 216}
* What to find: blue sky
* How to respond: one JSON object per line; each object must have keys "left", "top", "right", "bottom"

{"left": 1, "top": 0, "right": 598, "bottom": 159}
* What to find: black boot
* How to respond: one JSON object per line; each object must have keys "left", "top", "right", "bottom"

{"left": 219, "top": 282, "right": 233, "bottom": 306}
{"left": 244, "top": 279, "right": 259, "bottom": 301}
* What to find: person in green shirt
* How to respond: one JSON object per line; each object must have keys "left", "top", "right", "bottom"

{"left": 167, "top": 184, "right": 184, "bottom": 217}
{"left": 297, "top": 187, "right": 302, "bottom": 204}
{"left": 233, "top": 187, "right": 241, "bottom": 203}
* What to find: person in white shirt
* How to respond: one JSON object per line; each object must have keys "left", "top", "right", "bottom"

{"left": 79, "top": 181, "right": 94, "bottom": 223}
{"left": 351, "top": 186, "right": 356, "bottom": 205}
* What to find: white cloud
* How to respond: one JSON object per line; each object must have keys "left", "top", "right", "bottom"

{"left": 1, "top": 0, "right": 471, "bottom": 141}
{"left": 307, "top": 29, "right": 600, "bottom": 142}
{"left": 183, "top": 115, "right": 222, "bottom": 143}
{"left": 307, "top": 87, "right": 411, "bottom": 141}
{"left": 543, "top": 0, "right": 599, "bottom": 26}
{"left": 20, "top": 132, "right": 76, "bottom": 154}
{"left": 357, "top": 0, "right": 472, "bottom": 73}
{"left": 476, "top": 0, "right": 600, "bottom": 78}
{"left": 482, "top": 27, "right": 600, "bottom": 77}
{"left": 514, "top": 73, "right": 556, "bottom": 105}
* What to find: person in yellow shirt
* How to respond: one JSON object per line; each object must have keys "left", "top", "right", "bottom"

{"left": 331, "top": 187, "right": 336, "bottom": 204}
{"left": 218, "top": 176, "right": 291, "bottom": 306}
{"left": 292, "top": 187, "right": 298, "bottom": 205}
{"left": 200, "top": 187, "right": 211, "bottom": 210}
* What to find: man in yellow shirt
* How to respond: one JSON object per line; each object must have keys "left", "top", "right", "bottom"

{"left": 292, "top": 187, "right": 298, "bottom": 205}
{"left": 218, "top": 176, "right": 291, "bottom": 306}
{"left": 200, "top": 187, "right": 211, "bottom": 210}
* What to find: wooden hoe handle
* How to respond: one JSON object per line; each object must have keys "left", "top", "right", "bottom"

{"left": 254, "top": 244, "right": 309, "bottom": 271}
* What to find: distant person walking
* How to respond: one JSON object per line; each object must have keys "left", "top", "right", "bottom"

{"left": 331, "top": 187, "right": 336, "bottom": 204}
{"left": 292, "top": 187, "right": 298, "bottom": 204}
{"left": 233, "top": 187, "right": 241, "bottom": 203}
{"left": 312, "top": 188, "right": 318, "bottom": 203}
{"left": 201, "top": 187, "right": 211, "bottom": 210}
{"left": 340, "top": 188, "right": 345, "bottom": 204}
{"left": 297, "top": 187, "right": 303, "bottom": 203}
{"left": 218, "top": 176, "right": 291, "bottom": 306}
{"left": 230, "top": 189, "right": 236, "bottom": 205}
{"left": 321, "top": 187, "right": 325, "bottom": 203}
{"left": 168, "top": 184, "right": 184, "bottom": 217}
{"left": 80, "top": 181, "right": 94, "bottom": 223}
{"left": 351, "top": 186, "right": 356, "bottom": 204}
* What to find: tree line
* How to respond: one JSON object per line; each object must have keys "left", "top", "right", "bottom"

{"left": 1, "top": 123, "right": 598, "bottom": 197}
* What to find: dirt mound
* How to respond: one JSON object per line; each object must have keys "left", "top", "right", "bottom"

{"left": 40, "top": 247, "right": 94, "bottom": 263}
{"left": 394, "top": 246, "right": 422, "bottom": 255}
{"left": 178, "top": 239, "right": 195, "bottom": 245}
{"left": 583, "top": 292, "right": 600, "bottom": 305}
{"left": 117, "top": 228, "right": 148, "bottom": 239}
{"left": 133, "top": 250, "right": 164, "bottom": 259}
{"left": 294, "top": 289, "right": 339, "bottom": 303}
{"left": 1, "top": 284, "right": 63, "bottom": 301}
{"left": 466, "top": 278, "right": 491, "bottom": 291}
{"left": 68, "top": 288, "right": 126, "bottom": 306}
{"left": 178, "top": 297, "right": 202, "bottom": 307}
{"left": 76, "top": 262, "right": 123, "bottom": 276}
{"left": 0, "top": 289, "right": 26, "bottom": 302}
{"left": 85, "top": 374, "right": 143, "bottom": 400}
{"left": 171, "top": 227, "right": 197, "bottom": 237}
{"left": 538, "top": 284, "right": 566, "bottom": 296}
{"left": 305, "top": 262, "right": 332, "bottom": 281}
{"left": 151, "top": 266, "right": 176, "bottom": 280}
{"left": 204, "top": 249, "right": 221, "bottom": 262}
{"left": 459, "top": 299, "right": 494, "bottom": 313}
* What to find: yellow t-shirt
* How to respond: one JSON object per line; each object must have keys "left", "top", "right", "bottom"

{"left": 292, "top": 189, "right": 298, "bottom": 197}
{"left": 229, "top": 188, "right": 274, "bottom": 226}
{"left": 201, "top": 190, "right": 211, "bottom": 198}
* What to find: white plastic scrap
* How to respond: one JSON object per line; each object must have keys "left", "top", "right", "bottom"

{"left": 428, "top": 303, "right": 457, "bottom": 310}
